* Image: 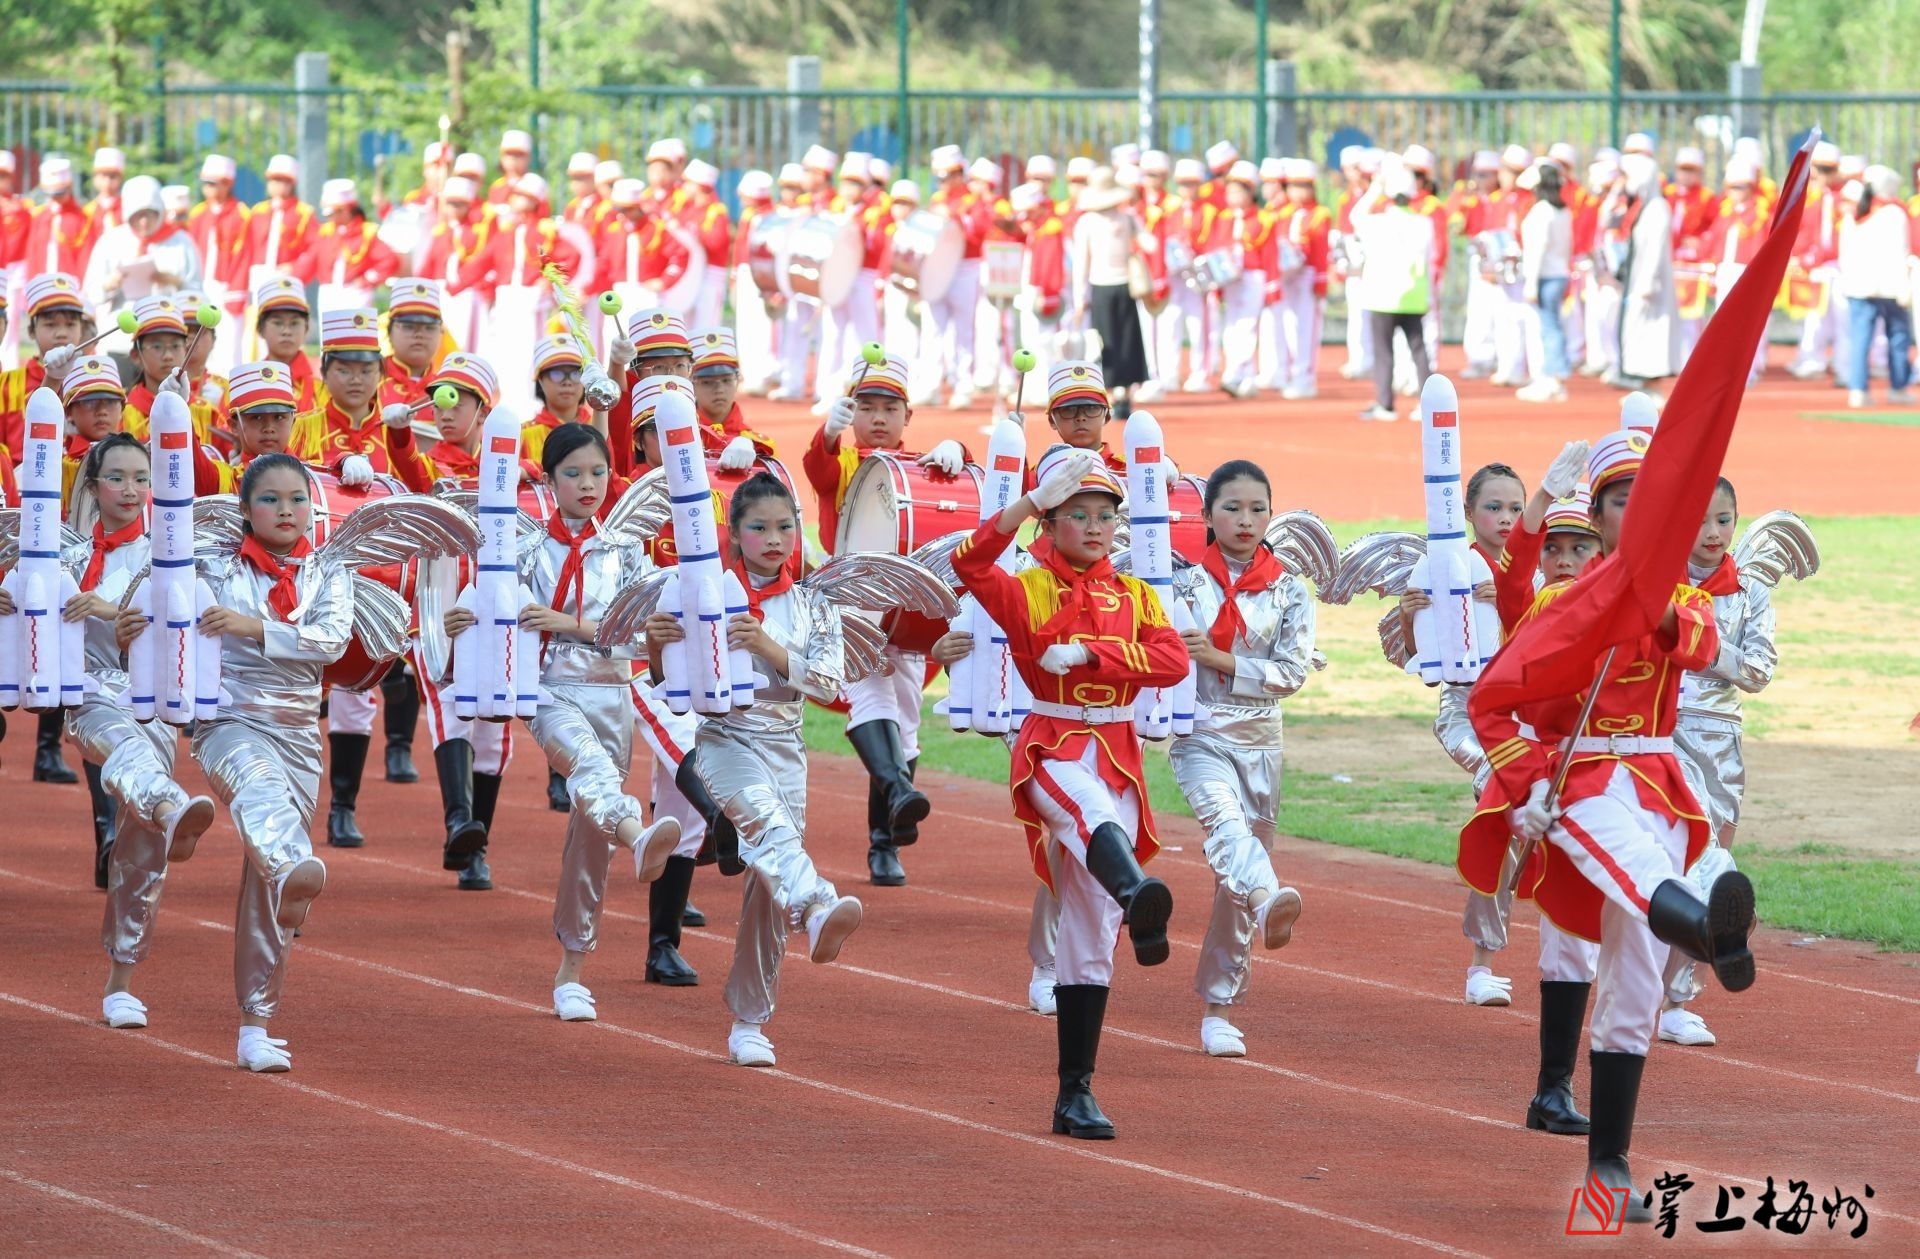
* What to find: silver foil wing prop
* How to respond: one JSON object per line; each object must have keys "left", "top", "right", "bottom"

{"left": 1378, "top": 606, "right": 1411, "bottom": 669}
{"left": 801, "top": 552, "right": 962, "bottom": 621}
{"left": 195, "top": 495, "right": 247, "bottom": 561}
{"left": 593, "top": 569, "right": 676, "bottom": 650}
{"left": 906, "top": 529, "right": 969, "bottom": 590}
{"left": 56, "top": 526, "right": 92, "bottom": 577}
{"left": 837, "top": 610, "right": 892, "bottom": 683}
{"left": 1327, "top": 530, "right": 1425, "bottom": 605}
{"left": 430, "top": 482, "right": 478, "bottom": 516}
{"left": 596, "top": 468, "right": 670, "bottom": 549}
{"left": 1732, "top": 510, "right": 1820, "bottom": 589}
{"left": 350, "top": 575, "right": 414, "bottom": 667}
{"left": 1264, "top": 510, "right": 1340, "bottom": 597}
{"left": 0, "top": 512, "right": 89, "bottom": 576}
{"left": 317, "top": 494, "right": 480, "bottom": 570}
{"left": 426, "top": 483, "right": 546, "bottom": 570}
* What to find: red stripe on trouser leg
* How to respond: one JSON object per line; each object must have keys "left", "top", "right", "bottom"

{"left": 630, "top": 685, "right": 687, "bottom": 768}
{"left": 1557, "top": 813, "right": 1652, "bottom": 915}
{"left": 1033, "top": 763, "right": 1096, "bottom": 848}
{"left": 411, "top": 646, "right": 449, "bottom": 747}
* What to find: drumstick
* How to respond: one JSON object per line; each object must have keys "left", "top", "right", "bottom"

{"left": 181, "top": 302, "right": 221, "bottom": 360}
{"left": 853, "top": 340, "right": 886, "bottom": 392}
{"left": 1010, "top": 347, "right": 1037, "bottom": 416}
{"left": 66, "top": 309, "right": 141, "bottom": 356}
{"left": 412, "top": 385, "right": 460, "bottom": 415}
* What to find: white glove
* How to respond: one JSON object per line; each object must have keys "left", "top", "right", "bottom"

{"left": 1038, "top": 642, "right": 1091, "bottom": 675}
{"left": 824, "top": 395, "right": 857, "bottom": 439}
{"left": 917, "top": 439, "right": 965, "bottom": 476}
{"left": 609, "top": 337, "right": 635, "bottom": 365}
{"left": 1541, "top": 439, "right": 1591, "bottom": 500}
{"left": 1515, "top": 779, "right": 1558, "bottom": 842}
{"left": 1031, "top": 450, "right": 1098, "bottom": 510}
{"left": 381, "top": 402, "right": 415, "bottom": 430}
{"left": 1007, "top": 409, "right": 1027, "bottom": 429}
{"left": 40, "top": 344, "right": 77, "bottom": 382}
{"left": 159, "top": 368, "right": 190, "bottom": 400}
{"left": 339, "top": 454, "right": 376, "bottom": 487}
{"left": 717, "top": 434, "right": 756, "bottom": 472}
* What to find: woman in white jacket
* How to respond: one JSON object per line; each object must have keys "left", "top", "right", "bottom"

{"left": 81, "top": 176, "right": 204, "bottom": 352}
{"left": 1836, "top": 166, "right": 1915, "bottom": 409}
{"left": 1517, "top": 163, "right": 1574, "bottom": 402}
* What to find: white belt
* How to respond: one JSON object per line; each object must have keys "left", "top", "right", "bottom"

{"left": 1564, "top": 735, "right": 1674, "bottom": 756}
{"left": 1028, "top": 699, "right": 1136, "bottom": 725}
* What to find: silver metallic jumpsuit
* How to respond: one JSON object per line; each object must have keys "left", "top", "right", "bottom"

{"left": 694, "top": 577, "right": 846, "bottom": 1027}
{"left": 1168, "top": 562, "right": 1317, "bottom": 1006}
{"left": 522, "top": 524, "right": 651, "bottom": 954}
{"left": 190, "top": 549, "right": 354, "bottom": 1019}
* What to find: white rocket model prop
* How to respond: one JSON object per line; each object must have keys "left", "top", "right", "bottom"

{"left": 654, "top": 385, "right": 756, "bottom": 714}
{"left": 947, "top": 418, "right": 1031, "bottom": 734}
{"left": 0, "top": 389, "right": 88, "bottom": 712}
{"left": 1123, "top": 411, "right": 1198, "bottom": 738}
{"left": 1406, "top": 375, "right": 1499, "bottom": 685}
{"left": 451, "top": 407, "right": 541, "bottom": 720}
{"left": 124, "top": 391, "right": 222, "bottom": 723}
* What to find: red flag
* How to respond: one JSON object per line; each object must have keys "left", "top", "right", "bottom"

{"left": 1471, "top": 134, "right": 1816, "bottom": 718}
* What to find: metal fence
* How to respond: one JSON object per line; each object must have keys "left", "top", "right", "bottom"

{"left": 8, "top": 75, "right": 1920, "bottom": 201}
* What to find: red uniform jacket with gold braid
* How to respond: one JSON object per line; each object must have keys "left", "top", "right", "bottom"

{"left": 591, "top": 212, "right": 689, "bottom": 296}
{"left": 121, "top": 383, "right": 222, "bottom": 451}
{"left": 23, "top": 195, "right": 96, "bottom": 278}
{"left": 951, "top": 516, "right": 1192, "bottom": 888}
{"left": 189, "top": 413, "right": 327, "bottom": 494}
{"left": 240, "top": 197, "right": 318, "bottom": 277}
{"left": 1272, "top": 200, "right": 1333, "bottom": 298}
{"left": 678, "top": 195, "right": 732, "bottom": 272}
{"left": 1481, "top": 520, "right": 1546, "bottom": 639}
{"left": 931, "top": 184, "right": 993, "bottom": 260}
{"left": 286, "top": 219, "right": 400, "bottom": 290}
{"left": 1457, "top": 578, "right": 1719, "bottom": 941}
{"left": 1702, "top": 198, "right": 1767, "bottom": 269}
{"left": 312, "top": 398, "right": 420, "bottom": 476}
{"left": 1666, "top": 184, "right": 1720, "bottom": 258}
{"left": 733, "top": 199, "right": 773, "bottom": 269}
{"left": 449, "top": 218, "right": 581, "bottom": 300}
{"left": 1023, "top": 209, "right": 1069, "bottom": 316}
{"left": 801, "top": 427, "right": 971, "bottom": 554}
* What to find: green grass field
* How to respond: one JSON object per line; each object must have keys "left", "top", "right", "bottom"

{"left": 1801, "top": 410, "right": 1920, "bottom": 428}
{"left": 801, "top": 514, "right": 1920, "bottom": 952}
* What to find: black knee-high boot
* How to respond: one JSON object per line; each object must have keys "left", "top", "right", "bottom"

{"left": 865, "top": 774, "right": 906, "bottom": 887}
{"left": 1526, "top": 981, "right": 1592, "bottom": 1135}
{"left": 1648, "top": 875, "right": 1756, "bottom": 993}
{"left": 33, "top": 709, "right": 77, "bottom": 783}
{"left": 677, "top": 754, "right": 741, "bottom": 876}
{"left": 326, "top": 732, "right": 370, "bottom": 848}
{"left": 1052, "top": 984, "right": 1115, "bottom": 1139}
{"left": 464, "top": 771, "right": 501, "bottom": 890}
{"left": 381, "top": 669, "right": 420, "bottom": 783}
{"left": 1083, "top": 823, "right": 1173, "bottom": 966}
{"left": 844, "top": 720, "right": 929, "bottom": 844}
{"left": 1585, "top": 1050, "right": 1653, "bottom": 1224}
{"left": 436, "top": 739, "right": 487, "bottom": 870}
{"left": 646, "top": 855, "right": 700, "bottom": 985}
{"left": 84, "top": 761, "right": 115, "bottom": 889}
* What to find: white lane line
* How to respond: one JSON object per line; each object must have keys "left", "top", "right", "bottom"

{"left": 0, "top": 1170, "right": 272, "bottom": 1259}
{"left": 0, "top": 993, "right": 891, "bottom": 1258}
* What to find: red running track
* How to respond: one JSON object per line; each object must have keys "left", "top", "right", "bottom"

{"left": 741, "top": 345, "right": 1920, "bottom": 520}
{"left": 2, "top": 739, "right": 1916, "bottom": 1256}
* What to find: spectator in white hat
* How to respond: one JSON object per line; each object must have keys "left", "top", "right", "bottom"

{"left": 1349, "top": 157, "right": 1433, "bottom": 420}
{"left": 492, "top": 129, "right": 533, "bottom": 204}
{"left": 1070, "top": 166, "right": 1152, "bottom": 413}
{"left": 88, "top": 147, "right": 127, "bottom": 232}
{"left": 83, "top": 175, "right": 204, "bottom": 319}
{"left": 1838, "top": 165, "right": 1915, "bottom": 408}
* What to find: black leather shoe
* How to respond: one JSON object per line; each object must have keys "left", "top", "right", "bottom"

{"left": 1526, "top": 1084, "right": 1590, "bottom": 1135}
{"left": 33, "top": 710, "right": 77, "bottom": 783}
{"left": 646, "top": 941, "right": 699, "bottom": 986}
{"left": 458, "top": 850, "right": 493, "bottom": 891}
{"left": 868, "top": 843, "right": 907, "bottom": 887}
{"left": 681, "top": 902, "right": 707, "bottom": 928}
{"left": 385, "top": 743, "right": 419, "bottom": 783}
{"left": 1052, "top": 1082, "right": 1115, "bottom": 1139}
{"left": 327, "top": 804, "right": 365, "bottom": 848}
{"left": 546, "top": 769, "right": 570, "bottom": 813}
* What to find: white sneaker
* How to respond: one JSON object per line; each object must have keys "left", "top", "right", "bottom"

{"left": 1488, "top": 373, "right": 1521, "bottom": 388}
{"left": 1359, "top": 406, "right": 1397, "bottom": 422}
{"left": 1255, "top": 887, "right": 1302, "bottom": 949}
{"left": 1848, "top": 389, "right": 1869, "bottom": 409}
{"left": 162, "top": 795, "right": 216, "bottom": 862}
{"left": 1787, "top": 360, "right": 1828, "bottom": 380}
{"left": 1458, "top": 364, "right": 1492, "bottom": 380}
{"left": 1887, "top": 389, "right": 1916, "bottom": 406}
{"left": 236, "top": 1026, "right": 291, "bottom": 1072}
{"left": 1182, "top": 372, "right": 1213, "bottom": 393}
{"left": 948, "top": 389, "right": 974, "bottom": 410}
{"left": 102, "top": 992, "right": 148, "bottom": 1029}
{"left": 1132, "top": 380, "right": 1167, "bottom": 403}
{"left": 1027, "top": 964, "right": 1058, "bottom": 1016}
{"left": 1200, "top": 1015, "right": 1246, "bottom": 1058}
{"left": 1281, "top": 385, "right": 1318, "bottom": 400}
{"left": 553, "top": 982, "right": 597, "bottom": 1022}
{"left": 630, "top": 815, "right": 682, "bottom": 883}
{"left": 1464, "top": 967, "right": 1513, "bottom": 1006}
{"left": 1658, "top": 1006, "right": 1717, "bottom": 1046}
{"left": 271, "top": 857, "right": 326, "bottom": 931}
{"left": 1227, "top": 378, "right": 1258, "bottom": 399}
{"left": 1515, "top": 378, "right": 1568, "bottom": 403}
{"left": 766, "top": 387, "right": 804, "bottom": 403}
{"left": 1338, "top": 363, "right": 1370, "bottom": 380}
{"left": 806, "top": 895, "right": 863, "bottom": 963}
{"left": 728, "top": 1020, "right": 777, "bottom": 1067}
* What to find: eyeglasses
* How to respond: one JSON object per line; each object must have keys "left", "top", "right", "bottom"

{"left": 542, "top": 367, "right": 583, "bottom": 383}
{"left": 1057, "top": 509, "right": 1119, "bottom": 528}
{"left": 1054, "top": 404, "right": 1108, "bottom": 423}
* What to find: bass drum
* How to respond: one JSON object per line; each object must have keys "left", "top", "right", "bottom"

{"left": 785, "top": 214, "right": 864, "bottom": 307}
{"left": 889, "top": 210, "right": 964, "bottom": 304}
{"left": 1167, "top": 473, "right": 1208, "bottom": 563}
{"left": 837, "top": 451, "right": 985, "bottom": 653}
{"left": 415, "top": 482, "right": 559, "bottom": 684}
{"left": 615, "top": 221, "right": 708, "bottom": 317}
{"left": 747, "top": 210, "right": 796, "bottom": 299}
{"left": 310, "top": 470, "right": 410, "bottom": 691}
{"left": 377, "top": 204, "right": 431, "bottom": 272}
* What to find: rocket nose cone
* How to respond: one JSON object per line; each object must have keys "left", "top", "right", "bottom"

{"left": 483, "top": 405, "right": 522, "bottom": 441}
{"left": 1620, "top": 391, "right": 1659, "bottom": 433}
{"left": 988, "top": 418, "right": 1025, "bottom": 453}
{"left": 24, "top": 386, "right": 65, "bottom": 427}
{"left": 150, "top": 387, "right": 191, "bottom": 429}
{"left": 1122, "top": 410, "right": 1163, "bottom": 448}
{"left": 1418, "top": 373, "right": 1459, "bottom": 416}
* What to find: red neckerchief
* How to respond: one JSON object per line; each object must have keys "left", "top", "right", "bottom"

{"left": 136, "top": 221, "right": 183, "bottom": 255}
{"left": 64, "top": 433, "right": 94, "bottom": 461}
{"left": 718, "top": 402, "right": 747, "bottom": 437}
{"left": 1200, "top": 542, "right": 1284, "bottom": 651}
{"left": 125, "top": 382, "right": 157, "bottom": 418}
{"left": 1035, "top": 543, "right": 1117, "bottom": 640}
{"left": 326, "top": 399, "right": 381, "bottom": 454}
{"left": 546, "top": 514, "right": 597, "bottom": 617}
{"left": 429, "top": 440, "right": 479, "bottom": 478}
{"left": 730, "top": 560, "right": 795, "bottom": 621}
{"left": 1696, "top": 554, "right": 1741, "bottom": 596}
{"left": 81, "top": 517, "right": 145, "bottom": 592}
{"left": 239, "top": 534, "right": 312, "bottom": 620}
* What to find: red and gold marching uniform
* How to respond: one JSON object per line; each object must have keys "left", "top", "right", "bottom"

{"left": 417, "top": 216, "right": 493, "bottom": 290}
{"left": 930, "top": 183, "right": 992, "bottom": 261}
{"left": 1458, "top": 575, "right": 1718, "bottom": 941}
{"left": 286, "top": 219, "right": 401, "bottom": 291}
{"left": 1272, "top": 198, "right": 1333, "bottom": 298}
{"left": 1666, "top": 182, "right": 1719, "bottom": 258}
{"left": 240, "top": 196, "right": 317, "bottom": 277}
{"left": 591, "top": 210, "right": 690, "bottom": 296}
{"left": 121, "top": 381, "right": 221, "bottom": 449}
{"left": 23, "top": 194, "right": 96, "bottom": 278}
{"left": 449, "top": 217, "right": 582, "bottom": 300}
{"left": 186, "top": 195, "right": 251, "bottom": 298}
{"left": 311, "top": 399, "right": 414, "bottom": 476}
{"left": 190, "top": 415, "right": 326, "bottom": 494}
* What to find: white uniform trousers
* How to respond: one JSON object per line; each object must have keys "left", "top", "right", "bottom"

{"left": 529, "top": 683, "right": 645, "bottom": 953}
{"left": 777, "top": 300, "right": 818, "bottom": 397}
{"left": 816, "top": 272, "right": 881, "bottom": 402}
{"left": 1218, "top": 271, "right": 1266, "bottom": 391}
{"left": 1493, "top": 278, "right": 1530, "bottom": 381}
{"left": 325, "top": 685, "right": 379, "bottom": 736}
{"left": 882, "top": 284, "right": 926, "bottom": 386}
{"left": 192, "top": 718, "right": 321, "bottom": 1019}
{"left": 1539, "top": 918, "right": 1600, "bottom": 983}
{"left": 1021, "top": 743, "right": 1136, "bottom": 988}
{"left": 698, "top": 722, "right": 839, "bottom": 1026}
{"left": 1547, "top": 763, "right": 1694, "bottom": 1054}
{"left": 843, "top": 647, "right": 925, "bottom": 758}
{"left": 1157, "top": 285, "right": 1209, "bottom": 387}
{"left": 927, "top": 260, "right": 981, "bottom": 391}
{"left": 974, "top": 294, "right": 1007, "bottom": 391}
{"left": 1583, "top": 277, "right": 1621, "bottom": 375}
{"left": 1461, "top": 272, "right": 1503, "bottom": 371}
{"left": 1793, "top": 272, "right": 1841, "bottom": 371}
{"left": 630, "top": 679, "right": 706, "bottom": 859}
{"left": 413, "top": 645, "right": 512, "bottom": 775}
{"left": 694, "top": 263, "right": 727, "bottom": 332}
{"left": 735, "top": 266, "right": 779, "bottom": 390}
{"left": 1171, "top": 734, "right": 1283, "bottom": 1006}
{"left": 69, "top": 698, "right": 191, "bottom": 966}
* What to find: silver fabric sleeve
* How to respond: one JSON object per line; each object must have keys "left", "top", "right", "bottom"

{"left": 1185, "top": 571, "right": 1316, "bottom": 747}
{"left": 202, "top": 555, "right": 352, "bottom": 727}
{"left": 1678, "top": 580, "right": 1776, "bottom": 723}
{"left": 714, "top": 586, "right": 846, "bottom": 734}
